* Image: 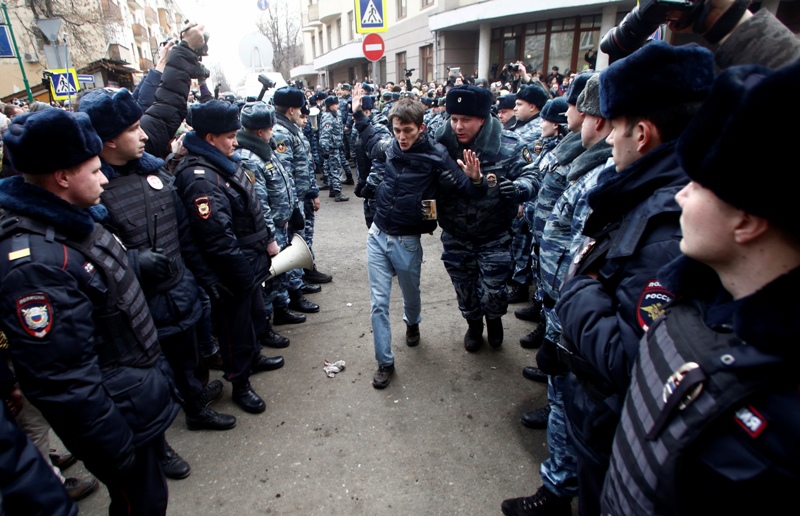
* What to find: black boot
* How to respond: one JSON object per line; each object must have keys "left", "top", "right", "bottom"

{"left": 464, "top": 318, "right": 484, "bottom": 352}
{"left": 300, "top": 282, "right": 322, "bottom": 294}
{"left": 520, "top": 324, "right": 545, "bottom": 349}
{"left": 260, "top": 319, "right": 290, "bottom": 348}
{"left": 289, "top": 289, "right": 320, "bottom": 313}
{"left": 273, "top": 306, "right": 306, "bottom": 325}
{"left": 334, "top": 191, "right": 350, "bottom": 202}
{"left": 303, "top": 266, "right": 333, "bottom": 284}
{"left": 251, "top": 353, "right": 285, "bottom": 373}
{"left": 198, "top": 379, "right": 224, "bottom": 406}
{"left": 486, "top": 316, "right": 503, "bottom": 348}
{"left": 161, "top": 443, "right": 191, "bottom": 479}
{"left": 343, "top": 175, "right": 355, "bottom": 185}
{"left": 185, "top": 398, "right": 237, "bottom": 431}
{"left": 507, "top": 283, "right": 530, "bottom": 304}
{"left": 514, "top": 298, "right": 543, "bottom": 322}
{"left": 232, "top": 382, "right": 266, "bottom": 414}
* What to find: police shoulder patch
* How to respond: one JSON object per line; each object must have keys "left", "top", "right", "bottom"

{"left": 523, "top": 147, "right": 533, "bottom": 164}
{"left": 637, "top": 279, "right": 674, "bottom": 331}
{"left": 194, "top": 196, "right": 212, "bottom": 220}
{"left": 16, "top": 293, "right": 53, "bottom": 338}
{"left": 276, "top": 141, "right": 288, "bottom": 154}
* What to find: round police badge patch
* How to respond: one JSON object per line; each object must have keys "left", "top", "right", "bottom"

{"left": 276, "top": 142, "right": 287, "bottom": 154}
{"left": 637, "top": 279, "right": 674, "bottom": 331}
{"left": 146, "top": 175, "right": 164, "bottom": 190}
{"left": 16, "top": 293, "right": 53, "bottom": 338}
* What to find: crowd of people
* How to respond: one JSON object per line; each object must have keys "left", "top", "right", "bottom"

{"left": 0, "top": 0, "right": 799, "bottom": 514}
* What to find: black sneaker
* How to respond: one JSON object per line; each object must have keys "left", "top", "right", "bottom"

{"left": 406, "top": 323, "right": 420, "bottom": 346}
{"left": 372, "top": 364, "right": 394, "bottom": 389}
{"left": 501, "top": 485, "right": 572, "bottom": 516}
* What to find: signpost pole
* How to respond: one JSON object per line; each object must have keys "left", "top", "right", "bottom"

{"left": 1, "top": 2, "right": 34, "bottom": 102}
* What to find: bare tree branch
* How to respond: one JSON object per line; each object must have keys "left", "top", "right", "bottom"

{"left": 255, "top": 0, "right": 302, "bottom": 79}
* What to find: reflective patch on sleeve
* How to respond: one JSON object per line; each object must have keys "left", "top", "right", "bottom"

{"left": 734, "top": 405, "right": 767, "bottom": 438}
{"left": 8, "top": 248, "right": 30, "bottom": 261}
{"left": 16, "top": 293, "right": 53, "bottom": 338}
{"left": 194, "top": 196, "right": 212, "bottom": 220}
{"left": 523, "top": 147, "right": 533, "bottom": 164}
{"left": 637, "top": 279, "right": 674, "bottom": 331}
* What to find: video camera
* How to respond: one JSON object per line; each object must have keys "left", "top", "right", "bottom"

{"left": 508, "top": 63, "right": 521, "bottom": 73}
{"left": 404, "top": 68, "right": 416, "bottom": 78}
{"left": 600, "top": 0, "right": 703, "bottom": 63}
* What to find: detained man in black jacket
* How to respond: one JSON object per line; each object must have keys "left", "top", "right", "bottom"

{"left": 351, "top": 85, "right": 487, "bottom": 389}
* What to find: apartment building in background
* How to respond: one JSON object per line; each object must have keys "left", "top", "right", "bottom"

{"left": 292, "top": 0, "right": 799, "bottom": 89}
{"left": 1, "top": 0, "right": 186, "bottom": 104}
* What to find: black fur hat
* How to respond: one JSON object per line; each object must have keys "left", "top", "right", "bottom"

{"left": 273, "top": 87, "right": 306, "bottom": 108}
{"left": 600, "top": 41, "right": 714, "bottom": 120}
{"left": 496, "top": 94, "right": 516, "bottom": 111}
{"left": 565, "top": 72, "right": 595, "bottom": 106}
{"left": 361, "top": 95, "right": 375, "bottom": 111}
{"left": 189, "top": 100, "right": 241, "bottom": 135}
{"left": 677, "top": 61, "right": 799, "bottom": 225}
{"left": 446, "top": 85, "right": 493, "bottom": 119}
{"left": 77, "top": 88, "right": 142, "bottom": 141}
{"left": 324, "top": 96, "right": 339, "bottom": 107}
{"left": 3, "top": 110, "right": 103, "bottom": 174}
{"left": 516, "top": 84, "right": 548, "bottom": 110}
{"left": 540, "top": 97, "right": 569, "bottom": 124}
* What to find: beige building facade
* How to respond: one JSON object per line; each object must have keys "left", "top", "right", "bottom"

{"left": 292, "top": 0, "right": 799, "bottom": 89}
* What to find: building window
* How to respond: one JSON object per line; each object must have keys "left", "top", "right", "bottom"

{"left": 421, "top": 0, "right": 434, "bottom": 8}
{"left": 420, "top": 44, "right": 433, "bottom": 83}
{"left": 326, "top": 24, "right": 332, "bottom": 52}
{"left": 336, "top": 17, "right": 342, "bottom": 48}
{"left": 396, "top": 51, "right": 407, "bottom": 82}
{"left": 311, "top": 34, "right": 316, "bottom": 58}
{"left": 348, "top": 11, "right": 354, "bottom": 42}
{"left": 397, "top": 0, "right": 407, "bottom": 20}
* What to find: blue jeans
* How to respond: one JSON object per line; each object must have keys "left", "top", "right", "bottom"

{"left": 367, "top": 223, "right": 422, "bottom": 367}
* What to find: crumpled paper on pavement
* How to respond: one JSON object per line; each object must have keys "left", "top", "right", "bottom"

{"left": 323, "top": 360, "right": 346, "bottom": 378}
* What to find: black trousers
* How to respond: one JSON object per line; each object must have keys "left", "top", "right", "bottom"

{"left": 101, "top": 433, "right": 169, "bottom": 516}
{"left": 210, "top": 287, "right": 265, "bottom": 385}
{"left": 159, "top": 326, "right": 204, "bottom": 411}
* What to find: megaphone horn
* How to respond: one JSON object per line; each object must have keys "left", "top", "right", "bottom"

{"left": 267, "top": 233, "right": 314, "bottom": 279}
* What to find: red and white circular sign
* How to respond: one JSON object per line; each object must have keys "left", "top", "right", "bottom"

{"left": 362, "top": 33, "right": 385, "bottom": 62}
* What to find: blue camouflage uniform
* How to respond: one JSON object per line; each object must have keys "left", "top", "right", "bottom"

{"left": 273, "top": 111, "right": 317, "bottom": 291}
{"left": 509, "top": 114, "right": 544, "bottom": 292}
{"left": 435, "top": 116, "right": 537, "bottom": 320}
{"left": 319, "top": 111, "right": 345, "bottom": 193}
{"left": 298, "top": 130, "right": 320, "bottom": 261}
{"left": 235, "top": 129, "right": 297, "bottom": 316}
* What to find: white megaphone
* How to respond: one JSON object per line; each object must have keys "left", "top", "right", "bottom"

{"left": 267, "top": 233, "right": 314, "bottom": 279}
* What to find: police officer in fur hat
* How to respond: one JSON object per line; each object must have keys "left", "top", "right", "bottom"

{"left": 496, "top": 94, "right": 517, "bottom": 131}
{"left": 434, "top": 84, "right": 538, "bottom": 352}
{"left": 0, "top": 109, "right": 179, "bottom": 515}
{"left": 172, "top": 100, "right": 285, "bottom": 416}
{"left": 603, "top": 59, "right": 800, "bottom": 516}
{"left": 553, "top": 41, "right": 716, "bottom": 515}
{"left": 79, "top": 88, "right": 238, "bottom": 449}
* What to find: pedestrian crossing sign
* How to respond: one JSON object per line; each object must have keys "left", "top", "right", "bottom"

{"left": 355, "top": 0, "right": 387, "bottom": 34}
{"left": 47, "top": 68, "right": 81, "bottom": 101}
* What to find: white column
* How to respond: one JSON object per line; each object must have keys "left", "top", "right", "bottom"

{"left": 596, "top": 4, "right": 618, "bottom": 71}
{"left": 478, "top": 23, "right": 491, "bottom": 80}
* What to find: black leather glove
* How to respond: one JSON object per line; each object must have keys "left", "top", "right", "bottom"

{"left": 207, "top": 283, "right": 233, "bottom": 301}
{"left": 499, "top": 179, "right": 520, "bottom": 201}
{"left": 138, "top": 248, "right": 170, "bottom": 281}
{"left": 354, "top": 182, "right": 365, "bottom": 198}
{"left": 289, "top": 207, "right": 305, "bottom": 233}
{"left": 438, "top": 168, "right": 460, "bottom": 190}
{"left": 361, "top": 183, "right": 377, "bottom": 199}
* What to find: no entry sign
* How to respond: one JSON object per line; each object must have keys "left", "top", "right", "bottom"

{"left": 362, "top": 33, "right": 384, "bottom": 62}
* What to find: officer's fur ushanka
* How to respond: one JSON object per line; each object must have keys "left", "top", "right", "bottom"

{"left": 78, "top": 88, "right": 143, "bottom": 142}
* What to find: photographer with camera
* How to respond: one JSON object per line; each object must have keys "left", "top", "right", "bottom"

{"left": 499, "top": 62, "right": 531, "bottom": 93}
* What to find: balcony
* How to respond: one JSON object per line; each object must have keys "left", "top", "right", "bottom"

{"left": 132, "top": 23, "right": 148, "bottom": 42}
{"left": 139, "top": 57, "right": 154, "bottom": 71}
{"left": 158, "top": 7, "right": 172, "bottom": 32}
{"left": 100, "top": 0, "right": 122, "bottom": 20}
{"left": 127, "top": 0, "right": 143, "bottom": 11}
{"left": 149, "top": 36, "right": 158, "bottom": 54}
{"left": 107, "top": 43, "right": 132, "bottom": 64}
{"left": 145, "top": 7, "right": 158, "bottom": 24}
{"left": 302, "top": 4, "right": 323, "bottom": 31}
